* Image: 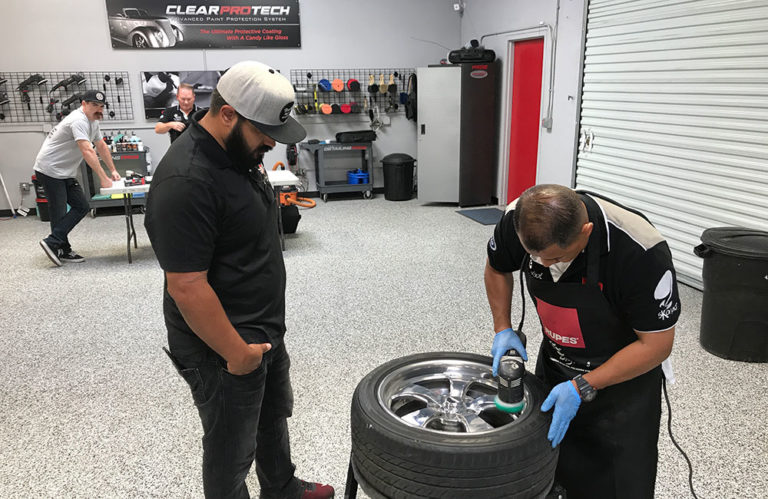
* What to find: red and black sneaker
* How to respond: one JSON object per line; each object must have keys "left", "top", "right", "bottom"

{"left": 298, "top": 479, "right": 334, "bottom": 499}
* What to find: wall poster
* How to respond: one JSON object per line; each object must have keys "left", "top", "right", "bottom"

{"left": 142, "top": 71, "right": 223, "bottom": 118}
{"left": 106, "top": 1, "right": 301, "bottom": 49}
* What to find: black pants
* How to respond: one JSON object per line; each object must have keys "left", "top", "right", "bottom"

{"left": 170, "top": 342, "right": 301, "bottom": 499}
{"left": 538, "top": 359, "right": 663, "bottom": 499}
{"left": 36, "top": 171, "right": 89, "bottom": 253}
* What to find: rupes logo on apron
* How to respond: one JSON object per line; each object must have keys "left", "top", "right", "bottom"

{"left": 536, "top": 298, "right": 586, "bottom": 349}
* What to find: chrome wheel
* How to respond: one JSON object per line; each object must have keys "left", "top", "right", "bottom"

{"left": 377, "top": 358, "right": 531, "bottom": 434}
{"left": 132, "top": 33, "right": 149, "bottom": 48}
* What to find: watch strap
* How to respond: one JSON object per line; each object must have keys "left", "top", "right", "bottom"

{"left": 573, "top": 374, "right": 597, "bottom": 402}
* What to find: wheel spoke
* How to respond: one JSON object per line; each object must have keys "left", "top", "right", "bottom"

{"left": 400, "top": 407, "right": 438, "bottom": 428}
{"left": 461, "top": 412, "right": 495, "bottom": 433}
{"left": 448, "top": 377, "right": 471, "bottom": 399}
{"left": 466, "top": 394, "right": 497, "bottom": 414}
{"left": 396, "top": 384, "right": 442, "bottom": 406}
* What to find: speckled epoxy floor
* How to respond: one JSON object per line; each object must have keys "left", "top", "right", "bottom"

{"left": 0, "top": 197, "right": 765, "bottom": 498}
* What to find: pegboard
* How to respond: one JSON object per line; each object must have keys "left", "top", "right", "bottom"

{"left": 289, "top": 68, "right": 415, "bottom": 117}
{"left": 0, "top": 71, "right": 134, "bottom": 125}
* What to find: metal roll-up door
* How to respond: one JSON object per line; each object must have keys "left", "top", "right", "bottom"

{"left": 575, "top": 0, "right": 768, "bottom": 289}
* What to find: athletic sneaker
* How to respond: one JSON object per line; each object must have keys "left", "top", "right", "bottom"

{"left": 60, "top": 251, "right": 85, "bottom": 263}
{"left": 259, "top": 480, "right": 334, "bottom": 499}
{"left": 40, "top": 240, "right": 62, "bottom": 267}
{"left": 298, "top": 480, "right": 334, "bottom": 499}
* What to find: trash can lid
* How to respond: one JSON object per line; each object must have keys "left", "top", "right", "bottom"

{"left": 700, "top": 227, "right": 768, "bottom": 260}
{"left": 381, "top": 153, "right": 415, "bottom": 165}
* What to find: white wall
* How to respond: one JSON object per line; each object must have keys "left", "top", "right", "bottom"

{"left": 0, "top": 0, "right": 587, "bottom": 212}
{"left": 0, "top": 0, "right": 462, "bottom": 211}
{"left": 461, "top": 0, "right": 586, "bottom": 199}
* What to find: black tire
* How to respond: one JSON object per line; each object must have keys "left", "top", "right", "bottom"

{"left": 350, "top": 352, "right": 557, "bottom": 499}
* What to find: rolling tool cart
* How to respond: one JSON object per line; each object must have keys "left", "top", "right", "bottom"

{"left": 299, "top": 141, "right": 374, "bottom": 202}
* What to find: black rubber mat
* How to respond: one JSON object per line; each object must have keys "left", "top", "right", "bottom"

{"left": 456, "top": 208, "right": 505, "bottom": 225}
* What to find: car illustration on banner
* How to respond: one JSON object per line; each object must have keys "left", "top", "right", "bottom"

{"left": 109, "top": 8, "right": 184, "bottom": 48}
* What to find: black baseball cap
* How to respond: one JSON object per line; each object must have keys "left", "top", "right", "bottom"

{"left": 81, "top": 90, "right": 106, "bottom": 104}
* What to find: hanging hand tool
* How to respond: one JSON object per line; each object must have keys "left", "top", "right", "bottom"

{"left": 17, "top": 74, "right": 48, "bottom": 110}
{"left": 17, "top": 73, "right": 48, "bottom": 91}
{"left": 49, "top": 74, "right": 86, "bottom": 94}
{"left": 45, "top": 98, "right": 59, "bottom": 113}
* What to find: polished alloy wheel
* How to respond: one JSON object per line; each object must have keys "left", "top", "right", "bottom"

{"left": 377, "top": 358, "right": 530, "bottom": 434}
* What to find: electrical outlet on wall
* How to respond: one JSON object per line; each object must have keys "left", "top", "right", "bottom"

{"left": 19, "top": 182, "right": 31, "bottom": 192}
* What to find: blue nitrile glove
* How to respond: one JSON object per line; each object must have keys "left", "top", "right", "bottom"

{"left": 540, "top": 380, "right": 581, "bottom": 448}
{"left": 491, "top": 328, "right": 528, "bottom": 376}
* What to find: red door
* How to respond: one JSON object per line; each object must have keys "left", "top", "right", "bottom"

{"left": 507, "top": 38, "right": 544, "bottom": 204}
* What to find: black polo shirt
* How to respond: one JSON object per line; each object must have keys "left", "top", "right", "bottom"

{"left": 487, "top": 192, "right": 681, "bottom": 334}
{"left": 157, "top": 104, "right": 198, "bottom": 143}
{"left": 144, "top": 109, "right": 285, "bottom": 356}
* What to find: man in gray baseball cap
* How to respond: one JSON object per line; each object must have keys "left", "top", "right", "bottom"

{"left": 145, "top": 62, "right": 332, "bottom": 499}
{"left": 35, "top": 89, "right": 120, "bottom": 266}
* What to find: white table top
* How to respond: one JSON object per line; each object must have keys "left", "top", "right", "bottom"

{"left": 100, "top": 171, "right": 299, "bottom": 195}
{"left": 100, "top": 177, "right": 152, "bottom": 195}
{"left": 267, "top": 169, "right": 300, "bottom": 187}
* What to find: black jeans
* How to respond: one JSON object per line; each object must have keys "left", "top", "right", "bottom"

{"left": 36, "top": 171, "right": 89, "bottom": 253}
{"left": 169, "top": 342, "right": 300, "bottom": 499}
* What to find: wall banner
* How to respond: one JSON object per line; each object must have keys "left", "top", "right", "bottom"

{"left": 106, "top": 1, "right": 301, "bottom": 49}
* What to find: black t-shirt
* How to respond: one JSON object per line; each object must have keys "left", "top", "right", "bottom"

{"left": 487, "top": 193, "right": 681, "bottom": 333}
{"left": 144, "top": 109, "right": 285, "bottom": 356}
{"left": 157, "top": 104, "right": 197, "bottom": 143}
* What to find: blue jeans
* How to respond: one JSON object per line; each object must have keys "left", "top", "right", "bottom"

{"left": 36, "top": 171, "right": 89, "bottom": 253}
{"left": 167, "top": 342, "right": 301, "bottom": 499}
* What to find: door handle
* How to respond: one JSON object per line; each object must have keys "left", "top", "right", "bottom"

{"left": 587, "top": 130, "right": 594, "bottom": 152}
{"left": 579, "top": 129, "right": 586, "bottom": 152}
{"left": 420, "top": 124, "right": 426, "bottom": 135}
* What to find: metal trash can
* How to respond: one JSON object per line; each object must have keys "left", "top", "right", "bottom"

{"left": 694, "top": 227, "right": 768, "bottom": 362}
{"left": 381, "top": 153, "right": 415, "bottom": 201}
{"left": 31, "top": 174, "right": 50, "bottom": 222}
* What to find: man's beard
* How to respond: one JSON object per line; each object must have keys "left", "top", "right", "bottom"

{"left": 224, "top": 120, "right": 272, "bottom": 174}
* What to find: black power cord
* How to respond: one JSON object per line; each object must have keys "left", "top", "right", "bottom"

{"left": 662, "top": 377, "right": 699, "bottom": 499}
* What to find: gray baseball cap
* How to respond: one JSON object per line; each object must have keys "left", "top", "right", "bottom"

{"left": 217, "top": 61, "right": 306, "bottom": 144}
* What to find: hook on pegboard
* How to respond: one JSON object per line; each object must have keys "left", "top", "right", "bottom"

{"left": 289, "top": 68, "right": 415, "bottom": 117}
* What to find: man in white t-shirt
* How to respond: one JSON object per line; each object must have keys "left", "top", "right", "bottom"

{"left": 34, "top": 90, "right": 121, "bottom": 266}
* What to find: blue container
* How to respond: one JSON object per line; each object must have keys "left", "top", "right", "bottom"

{"left": 347, "top": 169, "right": 370, "bottom": 184}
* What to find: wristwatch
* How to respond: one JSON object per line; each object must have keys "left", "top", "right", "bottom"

{"left": 573, "top": 374, "right": 597, "bottom": 402}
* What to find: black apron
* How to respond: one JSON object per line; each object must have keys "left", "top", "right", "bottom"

{"left": 525, "top": 194, "right": 662, "bottom": 499}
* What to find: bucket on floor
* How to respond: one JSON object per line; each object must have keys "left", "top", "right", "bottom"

{"left": 36, "top": 198, "right": 50, "bottom": 222}
{"left": 347, "top": 169, "right": 369, "bottom": 184}
{"left": 694, "top": 227, "right": 768, "bottom": 362}
{"left": 281, "top": 204, "right": 301, "bottom": 234}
